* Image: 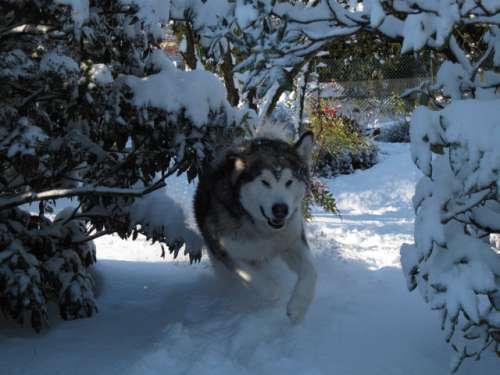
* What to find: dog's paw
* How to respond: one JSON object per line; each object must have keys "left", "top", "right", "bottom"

{"left": 286, "top": 296, "right": 309, "bottom": 324}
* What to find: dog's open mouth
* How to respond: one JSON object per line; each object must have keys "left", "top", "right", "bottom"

{"left": 260, "top": 206, "right": 285, "bottom": 229}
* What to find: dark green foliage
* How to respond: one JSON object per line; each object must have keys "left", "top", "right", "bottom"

{"left": 314, "top": 144, "right": 378, "bottom": 177}
{"left": 376, "top": 120, "right": 410, "bottom": 143}
{"left": 318, "top": 32, "right": 434, "bottom": 82}
{"left": 0, "top": 0, "right": 238, "bottom": 330}
{"left": 304, "top": 179, "right": 339, "bottom": 219}
{"left": 310, "top": 107, "right": 378, "bottom": 177}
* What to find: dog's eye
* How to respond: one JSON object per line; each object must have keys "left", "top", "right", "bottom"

{"left": 285, "top": 180, "right": 293, "bottom": 187}
{"left": 261, "top": 180, "right": 271, "bottom": 188}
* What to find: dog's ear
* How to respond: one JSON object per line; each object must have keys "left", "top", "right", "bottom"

{"left": 294, "top": 131, "right": 314, "bottom": 167}
{"left": 226, "top": 153, "right": 246, "bottom": 185}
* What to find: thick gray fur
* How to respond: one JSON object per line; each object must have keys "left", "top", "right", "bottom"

{"left": 194, "top": 132, "right": 317, "bottom": 323}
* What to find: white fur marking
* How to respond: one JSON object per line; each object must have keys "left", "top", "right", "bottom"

{"left": 240, "top": 168, "right": 306, "bottom": 229}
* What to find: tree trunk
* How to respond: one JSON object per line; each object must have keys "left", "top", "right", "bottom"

{"left": 221, "top": 49, "right": 240, "bottom": 106}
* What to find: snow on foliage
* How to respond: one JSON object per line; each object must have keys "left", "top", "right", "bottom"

{"left": 54, "top": 0, "right": 89, "bottom": 39}
{"left": 373, "top": 2, "right": 500, "bottom": 370}
{"left": 123, "top": 50, "right": 236, "bottom": 127}
{"left": 40, "top": 51, "right": 80, "bottom": 75}
{"left": 192, "top": 0, "right": 500, "bottom": 104}
{"left": 0, "top": 0, "right": 247, "bottom": 331}
{"left": 89, "top": 64, "right": 113, "bottom": 85}
{"left": 130, "top": 188, "right": 203, "bottom": 262}
{"left": 122, "top": 0, "right": 171, "bottom": 38}
{"left": 404, "top": 100, "right": 500, "bottom": 370}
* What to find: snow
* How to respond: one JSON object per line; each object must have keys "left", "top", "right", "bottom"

{"left": 405, "top": 98, "right": 500, "bottom": 364}
{"left": 1, "top": 143, "right": 497, "bottom": 374}
{"left": 435, "top": 61, "right": 471, "bottom": 99}
{"left": 411, "top": 99, "right": 500, "bottom": 194}
{"left": 370, "top": 1, "right": 462, "bottom": 53}
{"left": 401, "top": 13, "right": 434, "bottom": 53}
{"left": 493, "top": 35, "right": 500, "bottom": 67}
{"left": 171, "top": 0, "right": 233, "bottom": 32}
{"left": 365, "top": 0, "right": 385, "bottom": 27}
{"left": 40, "top": 51, "right": 80, "bottom": 75}
{"left": 54, "top": 0, "right": 89, "bottom": 40}
{"left": 130, "top": 187, "right": 203, "bottom": 259}
{"left": 121, "top": 0, "right": 171, "bottom": 38}
{"left": 123, "top": 51, "right": 233, "bottom": 127}
{"left": 0, "top": 49, "right": 34, "bottom": 79}
{"left": 5, "top": 117, "right": 48, "bottom": 157}
{"left": 483, "top": 0, "right": 500, "bottom": 12}
{"left": 313, "top": 143, "right": 419, "bottom": 270}
{"left": 89, "top": 64, "right": 113, "bottom": 85}
{"left": 235, "top": 0, "right": 258, "bottom": 29}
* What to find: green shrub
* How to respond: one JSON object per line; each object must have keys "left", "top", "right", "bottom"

{"left": 310, "top": 102, "right": 377, "bottom": 176}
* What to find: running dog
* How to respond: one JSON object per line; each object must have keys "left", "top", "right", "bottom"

{"left": 194, "top": 132, "right": 316, "bottom": 323}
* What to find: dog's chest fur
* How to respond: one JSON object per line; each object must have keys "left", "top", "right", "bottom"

{"left": 219, "top": 217, "right": 302, "bottom": 262}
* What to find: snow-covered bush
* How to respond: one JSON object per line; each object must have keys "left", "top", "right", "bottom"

{"left": 0, "top": 0, "right": 246, "bottom": 331}
{"left": 369, "top": 2, "right": 500, "bottom": 370}
{"left": 376, "top": 119, "right": 410, "bottom": 143}
{"left": 314, "top": 145, "right": 378, "bottom": 177}
{"left": 402, "top": 100, "right": 500, "bottom": 370}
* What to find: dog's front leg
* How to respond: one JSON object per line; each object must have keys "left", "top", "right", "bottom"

{"left": 281, "top": 241, "right": 317, "bottom": 324}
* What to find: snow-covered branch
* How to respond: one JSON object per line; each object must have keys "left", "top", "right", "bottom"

{"left": 442, "top": 187, "right": 496, "bottom": 223}
{"left": 0, "top": 181, "right": 166, "bottom": 212}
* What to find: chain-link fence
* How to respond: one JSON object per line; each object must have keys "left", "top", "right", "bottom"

{"left": 314, "top": 54, "right": 437, "bottom": 130}
{"left": 319, "top": 53, "right": 434, "bottom": 82}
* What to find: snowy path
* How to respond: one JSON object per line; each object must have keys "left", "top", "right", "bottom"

{"left": 1, "top": 143, "right": 498, "bottom": 375}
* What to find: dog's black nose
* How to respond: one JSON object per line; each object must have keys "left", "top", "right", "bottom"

{"left": 272, "top": 203, "right": 289, "bottom": 219}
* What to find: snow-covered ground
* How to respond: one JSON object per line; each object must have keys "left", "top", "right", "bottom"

{"left": 1, "top": 143, "right": 497, "bottom": 375}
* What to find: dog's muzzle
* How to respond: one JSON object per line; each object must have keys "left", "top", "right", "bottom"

{"left": 260, "top": 206, "right": 285, "bottom": 229}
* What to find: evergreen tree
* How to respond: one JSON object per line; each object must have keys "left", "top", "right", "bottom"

{"left": 0, "top": 0, "right": 244, "bottom": 331}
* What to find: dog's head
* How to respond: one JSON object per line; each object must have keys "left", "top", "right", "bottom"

{"left": 227, "top": 132, "right": 314, "bottom": 231}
